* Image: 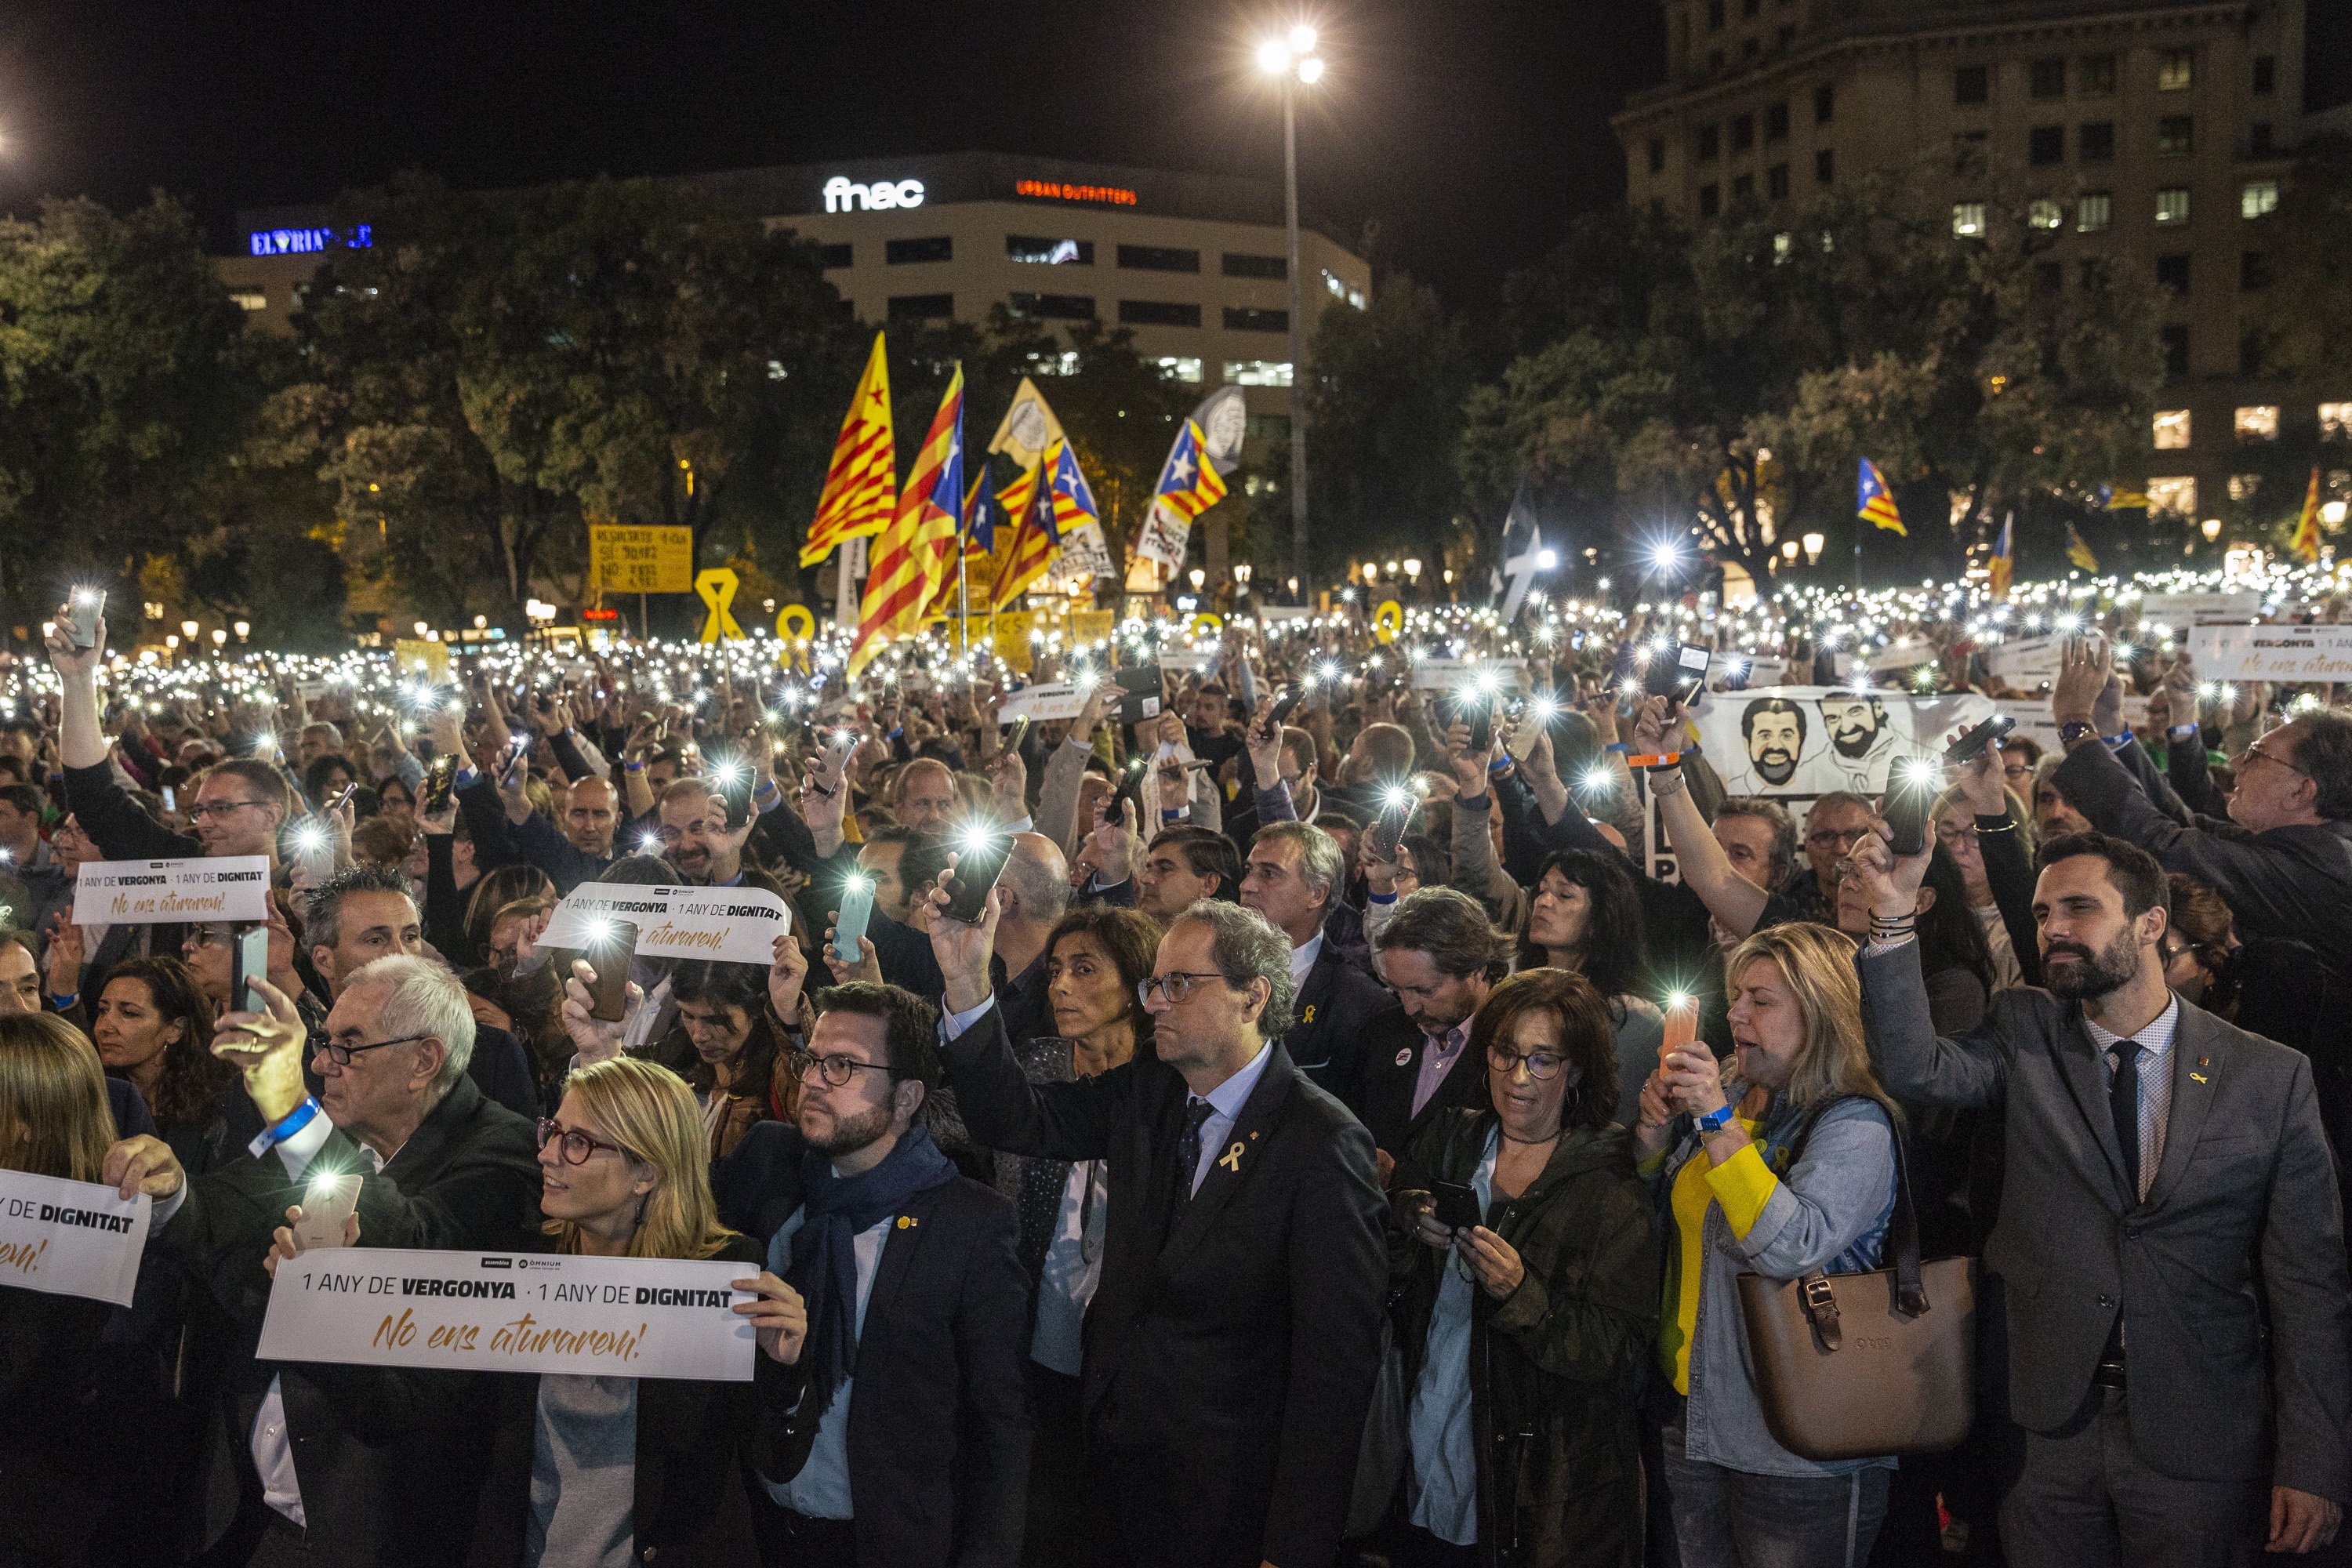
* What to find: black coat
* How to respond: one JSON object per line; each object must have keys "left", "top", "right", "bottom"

{"left": 158, "top": 1075, "right": 542, "bottom": 1566}
{"left": 1283, "top": 941, "right": 1399, "bottom": 1108}
{"left": 712, "top": 1120, "right": 1034, "bottom": 1568}
{"left": 938, "top": 1001, "right": 1388, "bottom": 1568}
{"left": 0, "top": 1282, "right": 111, "bottom": 1562}
{"left": 1350, "top": 1013, "right": 1490, "bottom": 1163}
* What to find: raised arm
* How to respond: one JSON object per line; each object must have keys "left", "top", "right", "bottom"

{"left": 1846, "top": 827, "right": 2012, "bottom": 1109}
{"left": 1632, "top": 697, "right": 1768, "bottom": 938}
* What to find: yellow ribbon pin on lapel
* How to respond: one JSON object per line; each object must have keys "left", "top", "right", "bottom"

{"left": 1301, "top": 1004, "right": 1316, "bottom": 1025}
{"left": 1218, "top": 1141, "right": 1244, "bottom": 1174}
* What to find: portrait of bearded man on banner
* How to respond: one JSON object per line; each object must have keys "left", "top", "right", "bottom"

{"left": 1817, "top": 690, "right": 1896, "bottom": 791}
{"left": 1735, "top": 697, "right": 1807, "bottom": 789}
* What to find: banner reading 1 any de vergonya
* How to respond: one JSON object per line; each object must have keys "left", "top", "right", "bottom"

{"left": 0, "top": 1168, "right": 151, "bottom": 1308}
{"left": 537, "top": 884, "right": 790, "bottom": 966}
{"left": 588, "top": 524, "right": 695, "bottom": 595}
{"left": 257, "top": 1249, "right": 757, "bottom": 1381}
{"left": 2188, "top": 622, "right": 2352, "bottom": 682}
{"left": 73, "top": 856, "right": 272, "bottom": 926}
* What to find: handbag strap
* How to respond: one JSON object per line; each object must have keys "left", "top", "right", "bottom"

{"left": 1783, "top": 1097, "right": 1929, "bottom": 1352}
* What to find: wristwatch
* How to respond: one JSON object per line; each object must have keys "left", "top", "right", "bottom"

{"left": 2057, "top": 720, "right": 2098, "bottom": 748}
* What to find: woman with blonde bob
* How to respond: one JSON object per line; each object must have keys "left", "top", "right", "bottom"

{"left": 1632, "top": 922, "right": 1902, "bottom": 1568}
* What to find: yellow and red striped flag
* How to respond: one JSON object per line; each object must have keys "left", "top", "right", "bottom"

{"left": 800, "top": 332, "right": 897, "bottom": 568}
{"left": 849, "top": 367, "right": 964, "bottom": 675}
{"left": 989, "top": 463, "right": 1059, "bottom": 609}
{"left": 2291, "top": 466, "right": 2324, "bottom": 563}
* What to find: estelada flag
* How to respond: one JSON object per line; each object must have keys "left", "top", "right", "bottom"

{"left": 1857, "top": 458, "right": 1907, "bottom": 536}
{"left": 801, "top": 332, "right": 897, "bottom": 567}
{"left": 990, "top": 463, "right": 1061, "bottom": 609}
{"left": 1151, "top": 419, "right": 1228, "bottom": 521}
{"left": 851, "top": 365, "right": 963, "bottom": 676}
{"left": 1044, "top": 438, "right": 1102, "bottom": 535}
{"left": 2291, "top": 465, "right": 2323, "bottom": 563}
{"left": 2065, "top": 523, "right": 2100, "bottom": 573}
{"left": 1987, "top": 515, "right": 2013, "bottom": 601}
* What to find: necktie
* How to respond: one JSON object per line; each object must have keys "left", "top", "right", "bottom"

{"left": 1176, "top": 1097, "right": 1216, "bottom": 1200}
{"left": 2107, "top": 1042, "right": 2142, "bottom": 1200}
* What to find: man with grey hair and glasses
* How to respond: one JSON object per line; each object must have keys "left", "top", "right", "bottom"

{"left": 921, "top": 871, "right": 1386, "bottom": 1568}
{"left": 102, "top": 954, "right": 539, "bottom": 1564}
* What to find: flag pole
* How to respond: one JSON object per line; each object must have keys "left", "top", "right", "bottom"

{"left": 957, "top": 545, "right": 969, "bottom": 662}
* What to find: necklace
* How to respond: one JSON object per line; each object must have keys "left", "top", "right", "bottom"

{"left": 1499, "top": 1126, "right": 1562, "bottom": 1146}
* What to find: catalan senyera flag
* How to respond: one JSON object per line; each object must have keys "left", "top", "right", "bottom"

{"left": 1857, "top": 458, "right": 1907, "bottom": 536}
{"left": 2065, "top": 523, "right": 2100, "bottom": 573}
{"left": 2290, "top": 465, "right": 2323, "bottom": 563}
{"left": 850, "top": 366, "right": 964, "bottom": 676}
{"left": 989, "top": 464, "right": 1060, "bottom": 609}
{"left": 2097, "top": 484, "right": 2153, "bottom": 511}
{"left": 801, "top": 332, "right": 897, "bottom": 568}
{"left": 1151, "top": 419, "right": 1228, "bottom": 521}
{"left": 1987, "top": 515, "right": 2013, "bottom": 601}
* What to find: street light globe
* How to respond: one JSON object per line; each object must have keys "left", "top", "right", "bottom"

{"left": 1189, "top": 568, "right": 1207, "bottom": 590}
{"left": 1297, "top": 54, "right": 1325, "bottom": 84}
{"left": 180, "top": 619, "right": 199, "bottom": 640}
{"left": 1536, "top": 548, "right": 1559, "bottom": 570}
{"left": 1289, "top": 23, "right": 1318, "bottom": 53}
{"left": 1403, "top": 557, "right": 1421, "bottom": 577}
{"left": 1256, "top": 38, "right": 1291, "bottom": 73}
{"left": 233, "top": 620, "right": 251, "bottom": 639}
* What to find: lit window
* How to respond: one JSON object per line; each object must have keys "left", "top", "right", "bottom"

{"left": 229, "top": 290, "right": 267, "bottom": 311}
{"left": 1222, "top": 360, "right": 1294, "bottom": 388}
{"left": 1348, "top": 286, "right": 1366, "bottom": 308}
{"left": 1007, "top": 236, "right": 1093, "bottom": 266}
{"left": 2028, "top": 199, "right": 2064, "bottom": 230}
{"left": 2321, "top": 402, "right": 2352, "bottom": 441}
{"left": 1773, "top": 230, "right": 1793, "bottom": 261}
{"left": 2076, "top": 192, "right": 2113, "bottom": 232}
{"left": 1952, "top": 201, "right": 1987, "bottom": 238}
{"left": 2146, "top": 476, "right": 2198, "bottom": 515}
{"left": 2153, "top": 409, "right": 2192, "bottom": 449}
{"left": 2156, "top": 49, "right": 2193, "bottom": 91}
{"left": 2229, "top": 474, "right": 2262, "bottom": 502}
{"left": 1025, "top": 350, "right": 1081, "bottom": 377}
{"left": 1155, "top": 356, "right": 1204, "bottom": 384}
{"left": 2241, "top": 180, "right": 2279, "bottom": 218}
{"left": 2234, "top": 405, "right": 2280, "bottom": 441}
{"left": 2155, "top": 187, "right": 2190, "bottom": 224}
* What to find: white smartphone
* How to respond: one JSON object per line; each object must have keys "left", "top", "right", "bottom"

{"left": 293, "top": 1172, "right": 361, "bottom": 1251}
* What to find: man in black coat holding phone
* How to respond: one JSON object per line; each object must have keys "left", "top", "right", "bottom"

{"left": 925, "top": 877, "right": 1387, "bottom": 1568}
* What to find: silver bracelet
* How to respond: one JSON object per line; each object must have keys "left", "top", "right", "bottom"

{"left": 1648, "top": 770, "right": 1688, "bottom": 798}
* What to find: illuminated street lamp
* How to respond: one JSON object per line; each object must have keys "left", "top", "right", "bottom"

{"left": 1802, "top": 532, "right": 1826, "bottom": 565}
{"left": 180, "top": 619, "right": 198, "bottom": 641}
{"left": 1256, "top": 21, "right": 1326, "bottom": 604}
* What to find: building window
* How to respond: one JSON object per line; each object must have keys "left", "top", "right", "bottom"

{"left": 816, "top": 242, "right": 852, "bottom": 269}
{"left": 884, "top": 236, "right": 953, "bottom": 265}
{"left": 1007, "top": 236, "right": 1093, "bottom": 266}
{"left": 2077, "top": 191, "right": 2113, "bottom": 232}
{"left": 1223, "top": 306, "right": 1288, "bottom": 332}
{"left": 229, "top": 289, "right": 267, "bottom": 311}
{"left": 2241, "top": 181, "right": 2279, "bottom": 218}
{"left": 1707, "top": 0, "right": 1725, "bottom": 28}
{"left": 1700, "top": 183, "right": 1721, "bottom": 218}
{"left": 887, "top": 293, "right": 954, "bottom": 320}
{"left": 1741, "top": 0, "right": 1759, "bottom": 16}
{"left": 2028, "top": 198, "right": 2064, "bottom": 230}
{"left": 2235, "top": 405, "right": 2281, "bottom": 441}
{"left": 2030, "top": 57, "right": 2066, "bottom": 98}
{"left": 2079, "top": 121, "right": 2115, "bottom": 161}
{"left": 1814, "top": 83, "right": 1835, "bottom": 123}
{"left": 1008, "top": 292, "right": 1096, "bottom": 319}
{"left": 1766, "top": 101, "right": 1789, "bottom": 140}
{"left": 1955, "top": 65, "right": 1990, "bottom": 105}
{"left": 1222, "top": 252, "right": 1287, "bottom": 280}
{"left": 2034, "top": 260, "right": 2063, "bottom": 295}
{"left": 1954, "top": 131, "right": 1988, "bottom": 174}
{"left": 2079, "top": 258, "right": 2110, "bottom": 292}
{"left": 2156, "top": 188, "right": 2190, "bottom": 225}
{"left": 1731, "top": 172, "right": 1755, "bottom": 200}
{"left": 1732, "top": 113, "right": 1755, "bottom": 152}
{"left": 2249, "top": 123, "right": 2274, "bottom": 158}
{"left": 2252, "top": 55, "right": 2276, "bottom": 95}
{"left": 1647, "top": 137, "right": 1667, "bottom": 173}
{"left": 1698, "top": 124, "right": 1721, "bottom": 160}
{"left": 1223, "top": 360, "right": 1293, "bottom": 387}
{"left": 1246, "top": 413, "right": 1292, "bottom": 441}
{"left": 2241, "top": 332, "right": 2265, "bottom": 376}
{"left": 2229, "top": 474, "right": 2264, "bottom": 502}
{"left": 2146, "top": 476, "right": 2198, "bottom": 515}
{"left": 2154, "top": 255, "right": 2194, "bottom": 296}
{"left": 2161, "top": 324, "right": 2190, "bottom": 377}
{"left": 2320, "top": 402, "right": 2352, "bottom": 441}
{"left": 2241, "top": 251, "right": 2270, "bottom": 290}
{"left": 1767, "top": 163, "right": 1790, "bottom": 198}
{"left": 2079, "top": 53, "right": 2117, "bottom": 95}
{"left": 2156, "top": 116, "right": 2193, "bottom": 156}
{"left": 2029, "top": 125, "right": 2064, "bottom": 165}
{"left": 1119, "top": 244, "right": 1200, "bottom": 272}
{"left": 2153, "top": 409, "right": 2192, "bottom": 449}
{"left": 1120, "top": 299, "right": 1201, "bottom": 327}
{"left": 1155, "top": 356, "right": 1204, "bottom": 384}
{"left": 1952, "top": 201, "right": 1987, "bottom": 238}
{"left": 2157, "top": 49, "right": 2193, "bottom": 91}
{"left": 1773, "top": 230, "right": 1793, "bottom": 261}
{"left": 1815, "top": 148, "right": 1835, "bottom": 184}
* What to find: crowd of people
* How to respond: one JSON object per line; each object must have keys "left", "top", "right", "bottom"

{"left": 0, "top": 576, "right": 2348, "bottom": 1568}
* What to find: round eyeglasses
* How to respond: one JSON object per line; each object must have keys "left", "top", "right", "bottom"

{"left": 1137, "top": 971, "right": 1225, "bottom": 1007}
{"left": 1487, "top": 1044, "right": 1566, "bottom": 1080}
{"left": 787, "top": 1048, "right": 908, "bottom": 1087}
{"left": 536, "top": 1118, "right": 630, "bottom": 1166}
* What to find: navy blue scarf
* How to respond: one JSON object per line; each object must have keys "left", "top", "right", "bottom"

{"left": 784, "top": 1123, "right": 956, "bottom": 1413}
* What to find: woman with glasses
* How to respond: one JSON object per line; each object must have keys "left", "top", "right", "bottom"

{"left": 1388, "top": 967, "right": 1659, "bottom": 1566}
{"left": 1633, "top": 923, "right": 1900, "bottom": 1568}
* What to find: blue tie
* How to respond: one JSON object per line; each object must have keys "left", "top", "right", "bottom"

{"left": 1177, "top": 1097, "right": 1215, "bottom": 1200}
{"left": 2108, "top": 1043, "right": 2142, "bottom": 1200}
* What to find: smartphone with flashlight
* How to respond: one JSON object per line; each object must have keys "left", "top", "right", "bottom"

{"left": 500, "top": 733, "right": 532, "bottom": 788}
{"left": 231, "top": 924, "right": 271, "bottom": 1014}
{"left": 422, "top": 753, "right": 457, "bottom": 813}
{"left": 812, "top": 728, "right": 858, "bottom": 795}
{"left": 1368, "top": 789, "right": 1417, "bottom": 862}
{"left": 1508, "top": 699, "right": 1557, "bottom": 762}
{"left": 61, "top": 589, "right": 104, "bottom": 650}
{"left": 1944, "top": 713, "right": 2016, "bottom": 768}
{"left": 1001, "top": 716, "right": 1032, "bottom": 757}
{"left": 833, "top": 877, "right": 876, "bottom": 967}
{"left": 1265, "top": 684, "right": 1305, "bottom": 728}
{"left": 1443, "top": 689, "right": 1497, "bottom": 753}
{"left": 585, "top": 922, "right": 637, "bottom": 1022}
{"left": 942, "top": 832, "right": 1013, "bottom": 924}
{"left": 713, "top": 764, "right": 755, "bottom": 829}
{"left": 1881, "top": 764, "right": 1936, "bottom": 858}
{"left": 292, "top": 1172, "right": 362, "bottom": 1252}
{"left": 162, "top": 784, "right": 177, "bottom": 814}
{"left": 1114, "top": 665, "right": 1165, "bottom": 726}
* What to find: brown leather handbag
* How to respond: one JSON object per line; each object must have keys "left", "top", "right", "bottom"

{"left": 1733, "top": 1104, "right": 1980, "bottom": 1461}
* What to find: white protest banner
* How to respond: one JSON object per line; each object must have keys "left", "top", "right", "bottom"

{"left": 995, "top": 681, "right": 1090, "bottom": 723}
{"left": 1132, "top": 499, "right": 1191, "bottom": 573}
{"left": 538, "top": 884, "right": 789, "bottom": 966}
{"left": 0, "top": 1169, "right": 151, "bottom": 1308}
{"left": 2188, "top": 622, "right": 2352, "bottom": 682}
{"left": 1055, "top": 522, "right": 1115, "bottom": 582}
{"left": 1867, "top": 637, "right": 1940, "bottom": 674}
{"left": 72, "top": 855, "right": 271, "bottom": 926}
{"left": 258, "top": 1248, "right": 757, "bottom": 1381}
{"left": 1984, "top": 636, "right": 2063, "bottom": 685}
{"left": 1695, "top": 686, "right": 1995, "bottom": 799}
{"left": 1720, "top": 655, "right": 1788, "bottom": 690}
{"left": 1410, "top": 657, "right": 1530, "bottom": 692}
{"left": 2140, "top": 591, "right": 2260, "bottom": 628}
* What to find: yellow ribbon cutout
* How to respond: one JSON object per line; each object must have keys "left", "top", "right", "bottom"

{"left": 775, "top": 604, "right": 816, "bottom": 643}
{"left": 1190, "top": 612, "right": 1224, "bottom": 638}
{"left": 695, "top": 568, "right": 746, "bottom": 643}
{"left": 1374, "top": 601, "right": 1404, "bottom": 643}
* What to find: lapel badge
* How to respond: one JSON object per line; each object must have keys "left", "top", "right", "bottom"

{"left": 2190, "top": 1055, "right": 2211, "bottom": 1085}
{"left": 1302, "top": 1004, "right": 1316, "bottom": 1025}
{"left": 895, "top": 1215, "right": 917, "bottom": 1229}
{"left": 1395, "top": 1047, "right": 1414, "bottom": 1067}
{"left": 1218, "top": 1141, "right": 1245, "bottom": 1174}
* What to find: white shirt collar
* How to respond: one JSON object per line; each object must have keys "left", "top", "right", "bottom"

{"left": 1288, "top": 930, "right": 1323, "bottom": 986}
{"left": 1201, "top": 1040, "right": 1274, "bottom": 1120}
{"left": 2082, "top": 993, "right": 2181, "bottom": 1060}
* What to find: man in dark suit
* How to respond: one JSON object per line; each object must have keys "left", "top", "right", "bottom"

{"left": 1352, "top": 886, "right": 1503, "bottom": 1171}
{"left": 104, "top": 954, "right": 541, "bottom": 1566}
{"left": 712, "top": 981, "right": 1031, "bottom": 1568}
{"left": 928, "top": 885, "right": 1387, "bottom": 1568}
{"left": 1852, "top": 826, "right": 2352, "bottom": 1563}
{"left": 1239, "top": 819, "right": 1387, "bottom": 1105}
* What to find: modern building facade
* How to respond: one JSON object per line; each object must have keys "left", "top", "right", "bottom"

{"left": 1612, "top": 0, "right": 2347, "bottom": 533}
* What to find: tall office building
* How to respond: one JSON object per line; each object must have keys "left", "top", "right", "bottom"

{"left": 1613, "top": 0, "right": 2347, "bottom": 530}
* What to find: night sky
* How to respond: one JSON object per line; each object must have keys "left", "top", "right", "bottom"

{"left": 0, "top": 0, "right": 1662, "bottom": 308}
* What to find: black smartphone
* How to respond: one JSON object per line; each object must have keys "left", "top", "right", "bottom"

{"left": 1882, "top": 768, "right": 1935, "bottom": 857}
{"left": 1443, "top": 689, "right": 1496, "bottom": 753}
{"left": 586, "top": 922, "right": 637, "bottom": 1022}
{"left": 1265, "top": 684, "right": 1305, "bottom": 728}
{"left": 1114, "top": 666, "right": 1164, "bottom": 726}
{"left": 231, "top": 924, "right": 270, "bottom": 1014}
{"left": 500, "top": 733, "right": 532, "bottom": 787}
{"left": 1430, "top": 1179, "right": 1483, "bottom": 1234}
{"left": 1368, "top": 789, "right": 1416, "bottom": 862}
{"left": 1944, "top": 713, "right": 2017, "bottom": 767}
{"left": 942, "top": 833, "right": 1014, "bottom": 924}
{"left": 423, "top": 753, "right": 457, "bottom": 812}
{"left": 713, "top": 764, "right": 754, "bottom": 829}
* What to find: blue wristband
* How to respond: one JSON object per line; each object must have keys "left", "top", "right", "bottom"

{"left": 248, "top": 1095, "right": 322, "bottom": 1160}
{"left": 1604, "top": 742, "right": 1631, "bottom": 755}
{"left": 48, "top": 991, "right": 78, "bottom": 1011}
{"left": 1695, "top": 1103, "right": 1737, "bottom": 1134}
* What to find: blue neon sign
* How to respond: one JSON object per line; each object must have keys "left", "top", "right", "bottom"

{"left": 247, "top": 224, "right": 372, "bottom": 257}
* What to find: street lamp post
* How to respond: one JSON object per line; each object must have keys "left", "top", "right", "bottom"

{"left": 1258, "top": 25, "right": 1324, "bottom": 604}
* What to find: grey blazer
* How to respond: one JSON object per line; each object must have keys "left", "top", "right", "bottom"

{"left": 1859, "top": 942, "right": 2352, "bottom": 1503}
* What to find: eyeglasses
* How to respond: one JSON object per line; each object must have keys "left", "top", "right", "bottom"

{"left": 536, "top": 1117, "right": 631, "bottom": 1165}
{"left": 787, "top": 1048, "right": 907, "bottom": 1087}
{"left": 318, "top": 1032, "right": 429, "bottom": 1068}
{"left": 1488, "top": 1044, "right": 1567, "bottom": 1080}
{"left": 1138, "top": 971, "right": 1227, "bottom": 1007}
{"left": 186, "top": 798, "right": 270, "bottom": 822}
{"left": 2234, "top": 740, "right": 2307, "bottom": 778}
